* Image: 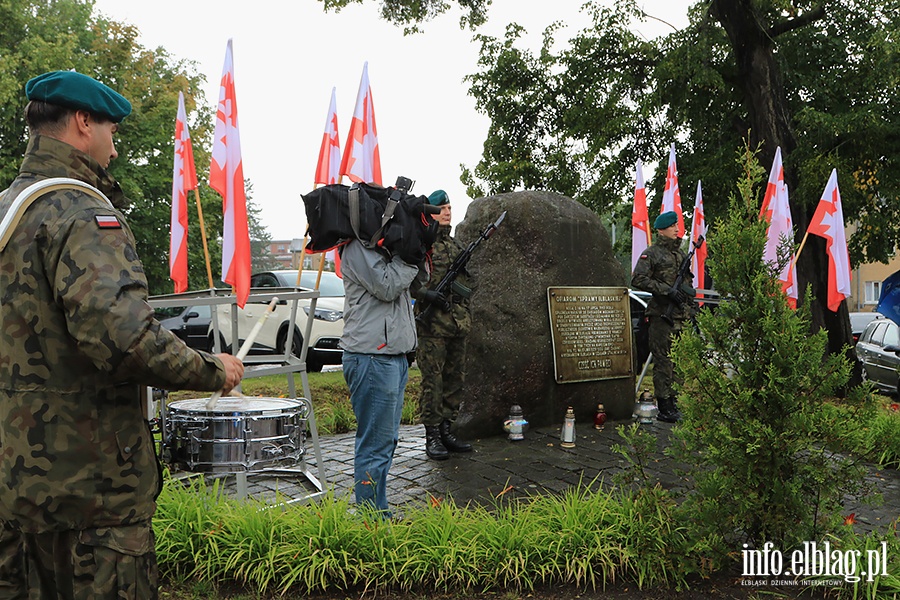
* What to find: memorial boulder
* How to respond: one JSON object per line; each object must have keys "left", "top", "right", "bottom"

{"left": 452, "top": 191, "right": 634, "bottom": 438}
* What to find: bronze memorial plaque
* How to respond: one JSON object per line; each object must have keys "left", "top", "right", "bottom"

{"left": 547, "top": 286, "right": 633, "bottom": 384}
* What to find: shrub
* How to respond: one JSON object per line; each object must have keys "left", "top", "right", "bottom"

{"left": 670, "top": 144, "right": 875, "bottom": 549}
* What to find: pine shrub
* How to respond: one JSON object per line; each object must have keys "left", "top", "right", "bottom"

{"left": 670, "top": 144, "right": 874, "bottom": 549}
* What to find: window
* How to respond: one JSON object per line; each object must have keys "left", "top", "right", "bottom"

{"left": 865, "top": 281, "right": 882, "bottom": 305}
{"left": 884, "top": 323, "right": 900, "bottom": 348}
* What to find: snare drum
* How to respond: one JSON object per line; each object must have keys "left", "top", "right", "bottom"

{"left": 165, "top": 397, "right": 309, "bottom": 473}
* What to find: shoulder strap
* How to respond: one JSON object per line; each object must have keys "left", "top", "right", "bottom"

{"left": 0, "top": 177, "right": 113, "bottom": 252}
{"left": 348, "top": 183, "right": 399, "bottom": 249}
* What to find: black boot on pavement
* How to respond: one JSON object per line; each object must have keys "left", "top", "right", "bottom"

{"left": 656, "top": 397, "right": 679, "bottom": 423}
{"left": 439, "top": 419, "right": 473, "bottom": 453}
{"left": 425, "top": 425, "right": 450, "bottom": 460}
{"left": 669, "top": 396, "right": 683, "bottom": 422}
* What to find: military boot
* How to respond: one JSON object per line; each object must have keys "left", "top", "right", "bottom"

{"left": 669, "top": 396, "right": 684, "bottom": 422}
{"left": 425, "top": 425, "right": 449, "bottom": 460}
{"left": 440, "top": 419, "right": 472, "bottom": 453}
{"left": 656, "top": 397, "right": 679, "bottom": 423}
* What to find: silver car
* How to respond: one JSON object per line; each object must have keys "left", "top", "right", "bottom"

{"left": 856, "top": 317, "right": 900, "bottom": 395}
{"left": 209, "top": 270, "right": 344, "bottom": 372}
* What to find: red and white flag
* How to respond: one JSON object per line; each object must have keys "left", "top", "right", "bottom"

{"left": 761, "top": 147, "right": 798, "bottom": 308}
{"left": 660, "top": 143, "right": 685, "bottom": 238}
{"left": 760, "top": 146, "right": 783, "bottom": 221}
{"left": 314, "top": 87, "right": 341, "bottom": 186}
{"left": 210, "top": 39, "right": 251, "bottom": 308}
{"left": 339, "top": 62, "right": 381, "bottom": 185}
{"left": 690, "top": 181, "right": 708, "bottom": 301}
{"left": 631, "top": 159, "right": 650, "bottom": 273}
{"left": 808, "top": 169, "right": 851, "bottom": 312}
{"left": 170, "top": 91, "right": 196, "bottom": 294}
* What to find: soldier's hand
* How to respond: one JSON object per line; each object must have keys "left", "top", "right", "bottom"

{"left": 423, "top": 289, "right": 449, "bottom": 309}
{"left": 667, "top": 287, "right": 685, "bottom": 304}
{"left": 216, "top": 353, "right": 245, "bottom": 395}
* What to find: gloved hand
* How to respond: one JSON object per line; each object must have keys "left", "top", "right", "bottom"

{"left": 667, "top": 287, "right": 686, "bottom": 305}
{"left": 422, "top": 289, "right": 449, "bottom": 309}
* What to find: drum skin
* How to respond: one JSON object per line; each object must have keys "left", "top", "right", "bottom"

{"left": 166, "top": 397, "right": 309, "bottom": 472}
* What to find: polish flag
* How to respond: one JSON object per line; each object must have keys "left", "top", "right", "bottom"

{"left": 660, "top": 143, "right": 685, "bottom": 238}
{"left": 339, "top": 62, "right": 381, "bottom": 184}
{"left": 761, "top": 147, "right": 798, "bottom": 308}
{"left": 170, "top": 91, "right": 196, "bottom": 294}
{"left": 808, "top": 169, "right": 851, "bottom": 312}
{"left": 690, "top": 181, "right": 708, "bottom": 301}
{"left": 631, "top": 159, "right": 650, "bottom": 273}
{"left": 314, "top": 87, "right": 341, "bottom": 185}
{"left": 210, "top": 39, "right": 251, "bottom": 308}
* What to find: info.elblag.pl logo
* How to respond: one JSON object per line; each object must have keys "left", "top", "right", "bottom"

{"left": 741, "top": 541, "right": 889, "bottom": 586}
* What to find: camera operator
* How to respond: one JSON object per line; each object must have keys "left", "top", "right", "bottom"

{"left": 339, "top": 178, "right": 435, "bottom": 518}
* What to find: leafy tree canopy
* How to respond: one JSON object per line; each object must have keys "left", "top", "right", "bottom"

{"left": 318, "top": 0, "right": 492, "bottom": 33}
{"left": 0, "top": 0, "right": 273, "bottom": 295}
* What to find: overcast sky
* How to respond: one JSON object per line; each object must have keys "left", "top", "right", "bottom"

{"left": 91, "top": 0, "right": 690, "bottom": 241}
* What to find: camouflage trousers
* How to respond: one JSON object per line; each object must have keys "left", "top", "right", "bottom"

{"left": 417, "top": 335, "right": 467, "bottom": 426}
{"left": 0, "top": 521, "right": 157, "bottom": 600}
{"left": 649, "top": 315, "right": 684, "bottom": 400}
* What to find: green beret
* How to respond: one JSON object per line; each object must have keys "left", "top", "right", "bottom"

{"left": 428, "top": 189, "right": 449, "bottom": 206}
{"left": 654, "top": 211, "right": 678, "bottom": 230}
{"left": 26, "top": 71, "right": 131, "bottom": 123}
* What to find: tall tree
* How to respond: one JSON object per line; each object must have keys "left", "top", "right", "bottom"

{"left": 0, "top": 0, "right": 273, "bottom": 295}
{"left": 459, "top": 0, "right": 900, "bottom": 356}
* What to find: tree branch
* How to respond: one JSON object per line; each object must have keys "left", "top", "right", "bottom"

{"left": 768, "top": 5, "right": 826, "bottom": 38}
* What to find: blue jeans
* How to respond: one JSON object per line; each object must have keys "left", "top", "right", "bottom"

{"left": 342, "top": 352, "right": 409, "bottom": 516}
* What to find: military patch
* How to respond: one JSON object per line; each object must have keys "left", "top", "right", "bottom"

{"left": 95, "top": 215, "right": 122, "bottom": 229}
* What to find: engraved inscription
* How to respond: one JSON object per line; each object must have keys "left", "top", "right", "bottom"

{"left": 547, "top": 287, "right": 633, "bottom": 383}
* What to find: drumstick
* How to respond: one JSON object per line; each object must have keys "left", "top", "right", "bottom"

{"left": 206, "top": 297, "right": 279, "bottom": 410}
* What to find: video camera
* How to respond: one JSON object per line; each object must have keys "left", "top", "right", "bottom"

{"left": 301, "top": 175, "right": 441, "bottom": 264}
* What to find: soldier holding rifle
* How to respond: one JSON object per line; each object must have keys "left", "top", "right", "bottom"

{"left": 631, "top": 211, "right": 697, "bottom": 423}
{"left": 414, "top": 190, "right": 474, "bottom": 460}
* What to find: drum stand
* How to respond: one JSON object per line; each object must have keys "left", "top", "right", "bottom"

{"left": 149, "top": 287, "right": 329, "bottom": 507}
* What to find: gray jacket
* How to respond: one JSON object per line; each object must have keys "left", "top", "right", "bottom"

{"left": 339, "top": 240, "right": 419, "bottom": 355}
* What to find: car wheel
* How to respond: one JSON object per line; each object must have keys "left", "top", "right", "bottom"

{"left": 207, "top": 333, "right": 230, "bottom": 354}
{"left": 277, "top": 329, "right": 305, "bottom": 358}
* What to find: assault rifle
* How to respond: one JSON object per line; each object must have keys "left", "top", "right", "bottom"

{"left": 662, "top": 235, "right": 705, "bottom": 325}
{"left": 416, "top": 211, "right": 507, "bottom": 323}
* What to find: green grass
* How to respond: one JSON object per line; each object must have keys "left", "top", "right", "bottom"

{"left": 155, "top": 475, "right": 695, "bottom": 597}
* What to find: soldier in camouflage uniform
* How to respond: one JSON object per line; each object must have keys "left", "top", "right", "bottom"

{"left": 414, "top": 190, "right": 473, "bottom": 460}
{"left": 631, "top": 211, "right": 695, "bottom": 423}
{"left": 0, "top": 71, "right": 244, "bottom": 600}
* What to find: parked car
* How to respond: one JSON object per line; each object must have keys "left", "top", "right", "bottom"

{"left": 850, "top": 311, "right": 885, "bottom": 344}
{"left": 209, "top": 270, "right": 344, "bottom": 372}
{"left": 856, "top": 317, "right": 900, "bottom": 395}
{"left": 156, "top": 304, "right": 213, "bottom": 351}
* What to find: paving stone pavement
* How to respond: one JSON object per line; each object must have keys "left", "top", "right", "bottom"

{"left": 207, "top": 419, "right": 900, "bottom": 535}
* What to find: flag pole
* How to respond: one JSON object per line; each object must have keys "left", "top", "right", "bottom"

{"left": 193, "top": 188, "right": 215, "bottom": 289}
{"left": 788, "top": 229, "right": 811, "bottom": 278}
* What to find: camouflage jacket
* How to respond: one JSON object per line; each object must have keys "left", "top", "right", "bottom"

{"left": 0, "top": 135, "right": 227, "bottom": 533}
{"left": 631, "top": 234, "right": 694, "bottom": 320}
{"left": 414, "top": 226, "right": 472, "bottom": 337}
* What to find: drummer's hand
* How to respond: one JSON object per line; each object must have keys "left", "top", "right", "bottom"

{"left": 216, "top": 353, "right": 245, "bottom": 395}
